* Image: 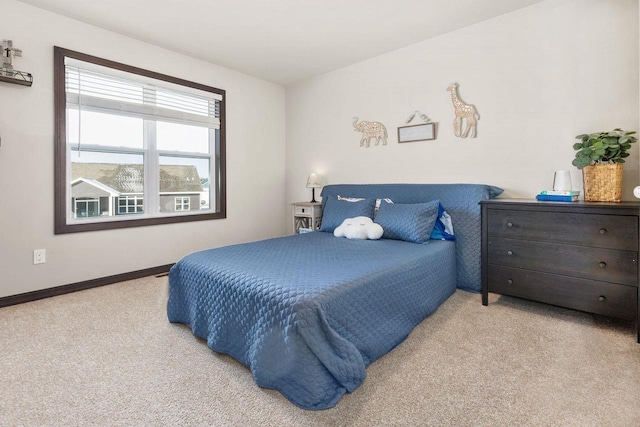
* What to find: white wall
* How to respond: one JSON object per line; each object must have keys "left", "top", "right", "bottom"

{"left": 0, "top": 0, "right": 286, "bottom": 298}
{"left": 286, "top": 0, "right": 639, "bottom": 204}
{"left": 2, "top": 0, "right": 638, "bottom": 299}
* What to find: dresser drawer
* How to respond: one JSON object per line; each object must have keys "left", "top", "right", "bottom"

{"left": 487, "top": 210, "right": 638, "bottom": 251}
{"left": 294, "top": 205, "right": 320, "bottom": 216}
{"left": 488, "top": 265, "right": 637, "bottom": 320}
{"left": 488, "top": 238, "right": 638, "bottom": 286}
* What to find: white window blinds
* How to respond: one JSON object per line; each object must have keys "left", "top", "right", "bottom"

{"left": 65, "top": 60, "right": 221, "bottom": 129}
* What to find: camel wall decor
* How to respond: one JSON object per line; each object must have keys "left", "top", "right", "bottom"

{"left": 446, "top": 82, "right": 479, "bottom": 138}
{"left": 352, "top": 117, "right": 388, "bottom": 148}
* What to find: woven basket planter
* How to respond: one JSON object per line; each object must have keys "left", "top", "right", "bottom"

{"left": 582, "top": 163, "right": 623, "bottom": 202}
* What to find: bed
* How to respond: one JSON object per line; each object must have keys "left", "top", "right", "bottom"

{"left": 167, "top": 183, "right": 502, "bottom": 410}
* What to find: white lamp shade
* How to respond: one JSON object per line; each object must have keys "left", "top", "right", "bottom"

{"left": 306, "top": 173, "right": 322, "bottom": 188}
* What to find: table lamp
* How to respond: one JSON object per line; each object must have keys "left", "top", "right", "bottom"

{"left": 306, "top": 173, "right": 322, "bottom": 203}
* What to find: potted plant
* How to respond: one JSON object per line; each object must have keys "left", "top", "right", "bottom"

{"left": 572, "top": 128, "right": 637, "bottom": 202}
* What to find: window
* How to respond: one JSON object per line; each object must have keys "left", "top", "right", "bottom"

{"left": 74, "top": 198, "right": 99, "bottom": 218}
{"left": 118, "top": 196, "right": 144, "bottom": 215}
{"left": 54, "top": 47, "right": 226, "bottom": 234}
{"left": 175, "top": 197, "right": 190, "bottom": 211}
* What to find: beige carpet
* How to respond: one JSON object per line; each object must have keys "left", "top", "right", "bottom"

{"left": 1, "top": 275, "right": 639, "bottom": 426}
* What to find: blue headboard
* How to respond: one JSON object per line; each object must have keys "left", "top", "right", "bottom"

{"left": 320, "top": 183, "right": 503, "bottom": 292}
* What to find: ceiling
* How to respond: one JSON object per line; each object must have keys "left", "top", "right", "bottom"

{"left": 19, "top": 0, "right": 546, "bottom": 86}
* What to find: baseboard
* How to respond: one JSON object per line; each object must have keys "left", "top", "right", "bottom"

{"left": 0, "top": 264, "right": 174, "bottom": 309}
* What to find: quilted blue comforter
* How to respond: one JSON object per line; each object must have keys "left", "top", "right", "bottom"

{"left": 168, "top": 232, "right": 456, "bottom": 410}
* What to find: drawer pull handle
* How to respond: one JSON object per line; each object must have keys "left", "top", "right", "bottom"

{"left": 507, "top": 250, "right": 513, "bottom": 256}
{"left": 507, "top": 222, "right": 513, "bottom": 228}
{"left": 599, "top": 262, "right": 607, "bottom": 269}
{"left": 598, "top": 295, "right": 606, "bottom": 302}
{"left": 599, "top": 228, "right": 607, "bottom": 235}
{"left": 507, "top": 279, "right": 513, "bottom": 285}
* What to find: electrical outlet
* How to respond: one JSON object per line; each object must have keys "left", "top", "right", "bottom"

{"left": 33, "top": 249, "right": 46, "bottom": 265}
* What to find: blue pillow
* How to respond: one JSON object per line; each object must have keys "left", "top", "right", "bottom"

{"left": 430, "top": 203, "right": 456, "bottom": 241}
{"left": 374, "top": 200, "right": 440, "bottom": 244}
{"left": 320, "top": 197, "right": 376, "bottom": 232}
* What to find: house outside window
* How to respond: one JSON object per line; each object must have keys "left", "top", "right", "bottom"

{"left": 54, "top": 47, "right": 226, "bottom": 234}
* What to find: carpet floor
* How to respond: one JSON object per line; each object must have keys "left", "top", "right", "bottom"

{"left": 1, "top": 275, "right": 639, "bottom": 426}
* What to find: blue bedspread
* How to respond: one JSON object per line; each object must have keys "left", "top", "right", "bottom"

{"left": 321, "top": 183, "right": 503, "bottom": 292}
{"left": 167, "top": 232, "right": 456, "bottom": 410}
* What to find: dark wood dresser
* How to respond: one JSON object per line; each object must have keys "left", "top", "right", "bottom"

{"left": 481, "top": 199, "right": 640, "bottom": 342}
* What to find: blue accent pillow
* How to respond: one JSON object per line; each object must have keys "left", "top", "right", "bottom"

{"left": 430, "top": 203, "right": 456, "bottom": 241}
{"left": 374, "top": 200, "right": 440, "bottom": 244}
{"left": 320, "top": 197, "right": 376, "bottom": 232}
{"left": 376, "top": 198, "right": 455, "bottom": 241}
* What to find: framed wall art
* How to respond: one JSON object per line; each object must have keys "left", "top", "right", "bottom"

{"left": 397, "top": 123, "right": 436, "bottom": 143}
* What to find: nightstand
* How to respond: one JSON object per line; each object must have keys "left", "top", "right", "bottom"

{"left": 291, "top": 202, "right": 322, "bottom": 234}
{"left": 481, "top": 199, "right": 640, "bottom": 343}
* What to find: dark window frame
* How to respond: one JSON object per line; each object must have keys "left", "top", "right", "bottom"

{"left": 54, "top": 47, "right": 226, "bottom": 234}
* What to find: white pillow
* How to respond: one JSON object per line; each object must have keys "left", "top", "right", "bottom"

{"left": 333, "top": 216, "right": 384, "bottom": 240}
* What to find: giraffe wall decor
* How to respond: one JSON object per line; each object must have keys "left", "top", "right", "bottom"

{"left": 446, "top": 82, "right": 479, "bottom": 138}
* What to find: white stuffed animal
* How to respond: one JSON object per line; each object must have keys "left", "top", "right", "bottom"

{"left": 333, "top": 216, "right": 384, "bottom": 240}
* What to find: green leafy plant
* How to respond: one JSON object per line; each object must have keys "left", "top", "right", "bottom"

{"left": 572, "top": 128, "right": 637, "bottom": 169}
